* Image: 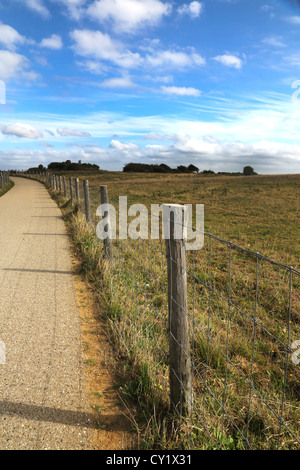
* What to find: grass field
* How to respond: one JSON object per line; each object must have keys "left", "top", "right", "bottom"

{"left": 63, "top": 171, "right": 300, "bottom": 269}
{"left": 46, "top": 170, "right": 300, "bottom": 450}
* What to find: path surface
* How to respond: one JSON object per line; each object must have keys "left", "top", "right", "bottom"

{"left": 0, "top": 177, "right": 94, "bottom": 450}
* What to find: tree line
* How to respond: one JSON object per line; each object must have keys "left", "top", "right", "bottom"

{"left": 123, "top": 162, "right": 257, "bottom": 175}
{"left": 26, "top": 160, "right": 100, "bottom": 173}
{"left": 123, "top": 163, "right": 200, "bottom": 173}
{"left": 23, "top": 160, "right": 257, "bottom": 176}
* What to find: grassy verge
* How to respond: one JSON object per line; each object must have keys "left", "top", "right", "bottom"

{"left": 0, "top": 180, "right": 14, "bottom": 198}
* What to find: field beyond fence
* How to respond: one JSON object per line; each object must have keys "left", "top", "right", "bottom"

{"left": 19, "top": 170, "right": 300, "bottom": 450}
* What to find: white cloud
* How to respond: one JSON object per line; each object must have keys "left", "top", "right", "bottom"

{"left": 1, "top": 122, "right": 42, "bottom": 139}
{"left": 101, "top": 76, "right": 136, "bottom": 88}
{"left": 56, "top": 0, "right": 87, "bottom": 20}
{"left": 262, "top": 36, "right": 285, "bottom": 48}
{"left": 146, "top": 49, "right": 205, "bottom": 69}
{"left": 87, "top": 0, "right": 172, "bottom": 33}
{"left": 1, "top": 137, "right": 300, "bottom": 173}
{"left": 70, "top": 29, "right": 205, "bottom": 73}
{"left": 161, "top": 85, "right": 201, "bottom": 96}
{"left": 70, "top": 29, "right": 141, "bottom": 68}
{"left": 23, "top": 0, "right": 50, "bottom": 18}
{"left": 0, "top": 24, "right": 26, "bottom": 51}
{"left": 1, "top": 103, "right": 300, "bottom": 173}
{"left": 57, "top": 128, "right": 92, "bottom": 137}
{"left": 76, "top": 60, "right": 106, "bottom": 75}
{"left": 213, "top": 54, "right": 243, "bottom": 69}
{"left": 285, "top": 16, "right": 300, "bottom": 25}
{"left": 0, "top": 50, "right": 29, "bottom": 81}
{"left": 109, "top": 139, "right": 139, "bottom": 151}
{"left": 144, "top": 132, "right": 164, "bottom": 140}
{"left": 40, "top": 34, "right": 63, "bottom": 50}
{"left": 178, "top": 1, "right": 203, "bottom": 18}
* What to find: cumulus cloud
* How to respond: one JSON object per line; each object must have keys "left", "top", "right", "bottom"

{"left": 0, "top": 24, "right": 27, "bottom": 51}
{"left": 178, "top": 1, "right": 203, "bottom": 18}
{"left": 110, "top": 137, "right": 300, "bottom": 173}
{"left": 0, "top": 122, "right": 42, "bottom": 139}
{"left": 0, "top": 51, "right": 34, "bottom": 81}
{"left": 87, "top": 0, "right": 171, "bottom": 33}
{"left": 56, "top": 128, "right": 91, "bottom": 137}
{"left": 213, "top": 54, "right": 243, "bottom": 69}
{"left": 144, "top": 132, "right": 164, "bottom": 140}
{"left": 40, "top": 34, "right": 63, "bottom": 50}
{"left": 0, "top": 145, "right": 109, "bottom": 171}
{"left": 70, "top": 29, "right": 205, "bottom": 72}
{"left": 70, "top": 29, "right": 141, "bottom": 68}
{"left": 1, "top": 133, "right": 300, "bottom": 174}
{"left": 109, "top": 139, "right": 139, "bottom": 151}
{"left": 23, "top": 0, "right": 50, "bottom": 18}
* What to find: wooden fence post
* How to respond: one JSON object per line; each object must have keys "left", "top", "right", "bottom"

{"left": 100, "top": 185, "right": 112, "bottom": 260}
{"left": 83, "top": 180, "right": 91, "bottom": 223}
{"left": 63, "top": 176, "right": 67, "bottom": 198}
{"left": 69, "top": 177, "right": 73, "bottom": 204}
{"left": 163, "top": 203, "right": 192, "bottom": 418}
{"left": 75, "top": 178, "right": 80, "bottom": 202}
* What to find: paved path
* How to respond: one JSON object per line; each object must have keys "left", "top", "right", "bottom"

{"left": 0, "top": 177, "right": 94, "bottom": 450}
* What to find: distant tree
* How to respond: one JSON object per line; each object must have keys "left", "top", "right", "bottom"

{"left": 158, "top": 163, "right": 173, "bottom": 173}
{"left": 123, "top": 162, "right": 174, "bottom": 173}
{"left": 123, "top": 162, "right": 151, "bottom": 172}
{"left": 176, "top": 165, "right": 190, "bottom": 173}
{"left": 243, "top": 166, "right": 257, "bottom": 176}
{"left": 188, "top": 164, "right": 199, "bottom": 173}
{"left": 47, "top": 160, "right": 100, "bottom": 172}
{"left": 38, "top": 164, "right": 46, "bottom": 172}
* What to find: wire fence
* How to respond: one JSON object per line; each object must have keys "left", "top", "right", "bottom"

{"left": 0, "top": 171, "right": 11, "bottom": 190}
{"left": 24, "top": 172, "right": 300, "bottom": 450}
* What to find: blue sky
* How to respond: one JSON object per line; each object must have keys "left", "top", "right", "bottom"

{"left": 1, "top": 0, "right": 300, "bottom": 173}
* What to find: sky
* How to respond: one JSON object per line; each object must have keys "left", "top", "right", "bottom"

{"left": 1, "top": 0, "right": 300, "bottom": 173}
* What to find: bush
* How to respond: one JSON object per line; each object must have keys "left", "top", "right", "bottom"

{"left": 243, "top": 166, "right": 257, "bottom": 176}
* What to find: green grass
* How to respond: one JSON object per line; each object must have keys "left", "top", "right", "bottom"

{"left": 39, "top": 171, "right": 300, "bottom": 450}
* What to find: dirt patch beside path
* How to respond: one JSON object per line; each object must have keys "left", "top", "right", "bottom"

{"left": 70, "top": 253, "right": 138, "bottom": 450}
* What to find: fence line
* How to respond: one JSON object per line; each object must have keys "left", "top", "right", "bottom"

{"left": 22, "top": 171, "right": 300, "bottom": 450}
{"left": 0, "top": 171, "right": 11, "bottom": 190}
